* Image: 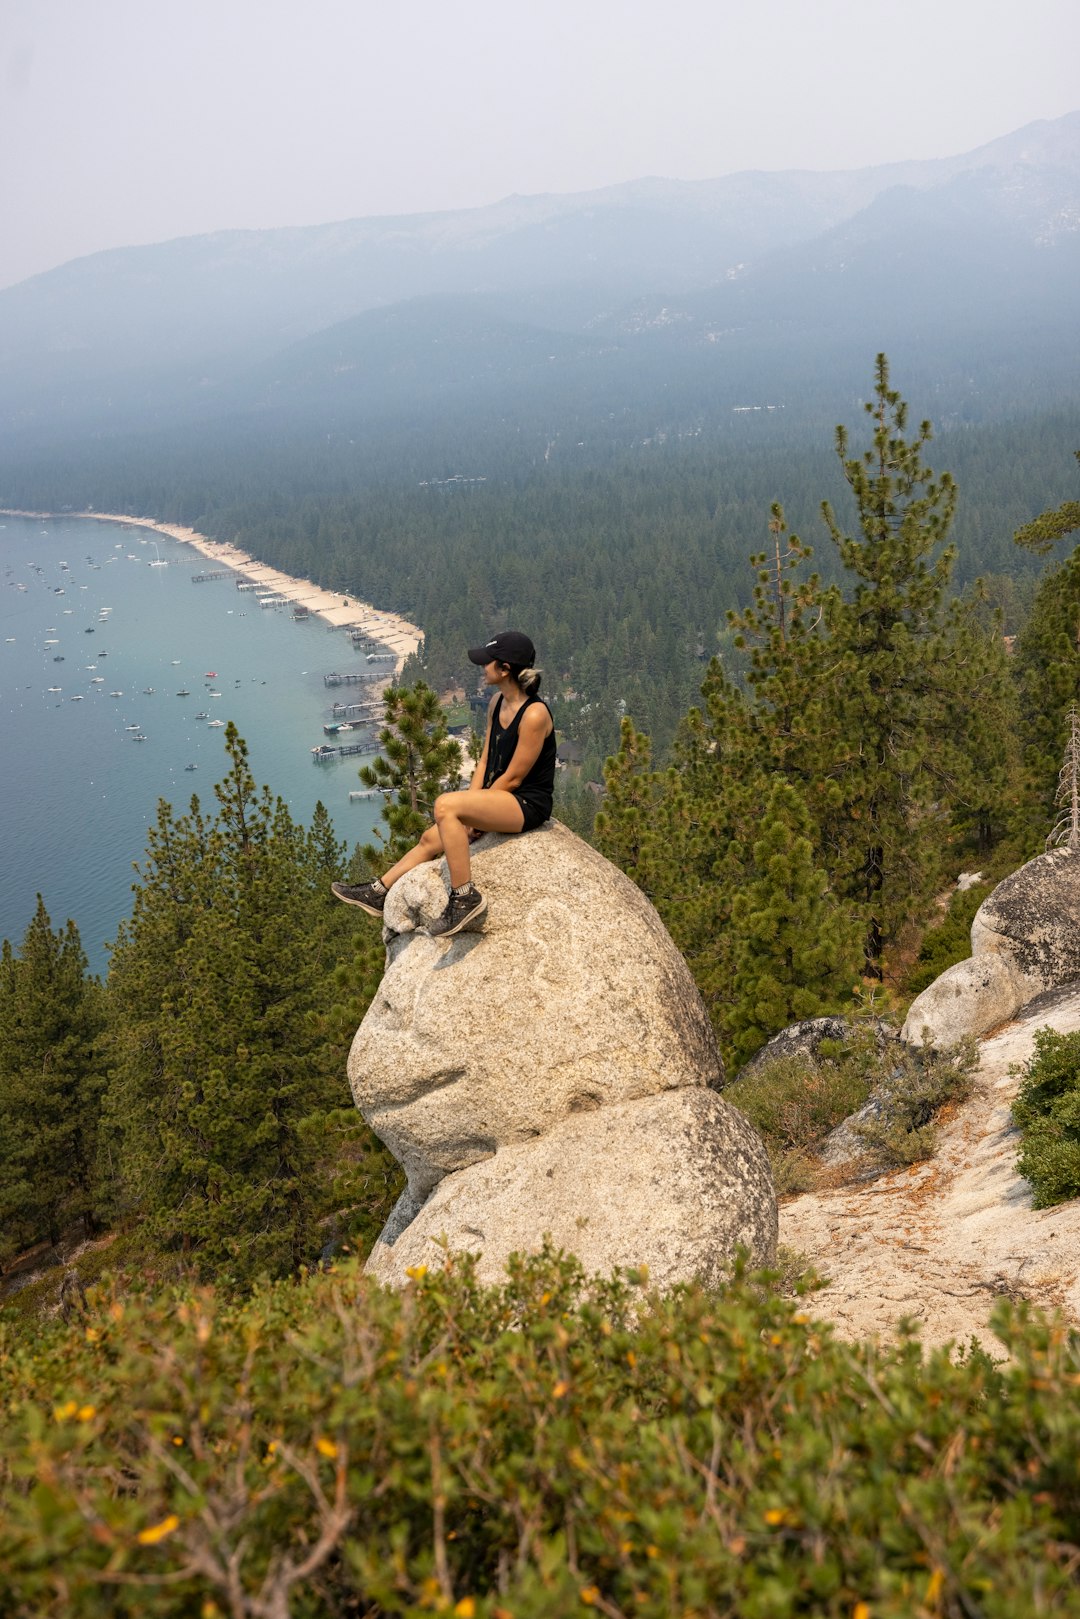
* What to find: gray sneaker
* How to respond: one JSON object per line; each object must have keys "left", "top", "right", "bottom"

{"left": 331, "top": 879, "right": 387, "bottom": 917}
{"left": 426, "top": 888, "right": 488, "bottom": 938}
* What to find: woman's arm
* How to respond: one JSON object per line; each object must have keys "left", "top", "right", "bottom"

{"left": 485, "top": 705, "right": 550, "bottom": 792}
{"left": 470, "top": 697, "right": 498, "bottom": 790}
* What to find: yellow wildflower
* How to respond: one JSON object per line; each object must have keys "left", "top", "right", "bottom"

{"left": 454, "top": 1600, "right": 476, "bottom": 1618}
{"left": 315, "top": 1437, "right": 339, "bottom": 1460}
{"left": 137, "top": 1514, "right": 180, "bottom": 1546}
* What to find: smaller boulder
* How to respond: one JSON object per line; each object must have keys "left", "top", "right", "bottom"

{"left": 902, "top": 849, "right": 1080, "bottom": 1048}
{"left": 736, "top": 1016, "right": 895, "bottom": 1082}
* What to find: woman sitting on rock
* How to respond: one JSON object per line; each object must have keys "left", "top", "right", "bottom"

{"left": 332, "top": 631, "right": 557, "bottom": 938}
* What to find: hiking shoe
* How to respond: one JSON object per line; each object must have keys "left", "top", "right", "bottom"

{"left": 426, "top": 888, "right": 488, "bottom": 938}
{"left": 331, "top": 879, "right": 387, "bottom": 917}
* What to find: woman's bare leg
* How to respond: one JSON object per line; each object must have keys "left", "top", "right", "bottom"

{"left": 434, "top": 789, "right": 525, "bottom": 888}
{"left": 379, "top": 823, "right": 445, "bottom": 888}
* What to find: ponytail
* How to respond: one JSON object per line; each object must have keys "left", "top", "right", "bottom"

{"left": 513, "top": 665, "right": 542, "bottom": 694}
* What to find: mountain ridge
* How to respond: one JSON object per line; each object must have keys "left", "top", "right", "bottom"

{"left": 2, "top": 112, "right": 1078, "bottom": 448}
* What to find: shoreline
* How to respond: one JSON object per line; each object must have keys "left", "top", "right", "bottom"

{"left": 0, "top": 508, "right": 423, "bottom": 677}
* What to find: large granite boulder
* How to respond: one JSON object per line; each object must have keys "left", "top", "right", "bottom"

{"left": 902, "top": 848, "right": 1080, "bottom": 1048}
{"left": 365, "top": 1089, "right": 777, "bottom": 1289}
{"left": 349, "top": 821, "right": 776, "bottom": 1284}
{"left": 351, "top": 820, "right": 724, "bottom": 1199}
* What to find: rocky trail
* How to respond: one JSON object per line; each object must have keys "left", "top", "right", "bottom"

{"left": 781, "top": 983, "right": 1080, "bottom": 1350}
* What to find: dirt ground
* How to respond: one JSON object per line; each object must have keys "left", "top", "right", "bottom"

{"left": 780, "top": 983, "right": 1080, "bottom": 1351}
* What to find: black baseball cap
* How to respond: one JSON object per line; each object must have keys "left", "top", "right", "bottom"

{"left": 467, "top": 631, "right": 536, "bottom": 667}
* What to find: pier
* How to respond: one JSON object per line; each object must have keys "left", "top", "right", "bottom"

{"left": 323, "top": 671, "right": 381, "bottom": 687}
{"left": 312, "top": 739, "right": 371, "bottom": 761}
{"left": 331, "top": 701, "right": 378, "bottom": 719}
{"left": 191, "top": 570, "right": 229, "bottom": 583}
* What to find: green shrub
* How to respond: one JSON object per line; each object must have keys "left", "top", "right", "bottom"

{"left": 852, "top": 1040, "right": 979, "bottom": 1169}
{"left": 1, "top": 1248, "right": 1079, "bottom": 1617}
{"left": 726, "top": 1028, "right": 895, "bottom": 1189}
{"left": 1013, "top": 1027, "right": 1080, "bottom": 1208}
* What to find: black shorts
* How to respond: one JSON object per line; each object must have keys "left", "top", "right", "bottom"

{"left": 513, "top": 793, "right": 551, "bottom": 833}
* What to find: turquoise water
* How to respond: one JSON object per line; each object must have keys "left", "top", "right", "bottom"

{"left": 1, "top": 515, "right": 386, "bottom": 973}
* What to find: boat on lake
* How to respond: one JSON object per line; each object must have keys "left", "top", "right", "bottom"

{"left": 176, "top": 688, "right": 191, "bottom": 696}
{"left": 194, "top": 711, "right": 208, "bottom": 720}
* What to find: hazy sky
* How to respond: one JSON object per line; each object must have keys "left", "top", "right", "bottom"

{"left": 3, "top": 0, "right": 1077, "bottom": 290}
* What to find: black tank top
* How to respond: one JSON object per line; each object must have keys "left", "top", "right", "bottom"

{"left": 483, "top": 694, "right": 556, "bottom": 812}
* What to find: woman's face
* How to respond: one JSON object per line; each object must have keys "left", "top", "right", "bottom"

{"left": 483, "top": 659, "right": 508, "bottom": 685}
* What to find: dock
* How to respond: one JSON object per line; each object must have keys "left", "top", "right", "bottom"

{"left": 312, "top": 739, "right": 372, "bottom": 761}
{"left": 331, "top": 701, "right": 378, "bottom": 719}
{"left": 191, "top": 570, "right": 229, "bottom": 583}
{"left": 323, "top": 671, "right": 381, "bottom": 687}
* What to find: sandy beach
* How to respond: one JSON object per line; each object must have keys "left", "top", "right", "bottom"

{"left": 1, "top": 508, "right": 424, "bottom": 676}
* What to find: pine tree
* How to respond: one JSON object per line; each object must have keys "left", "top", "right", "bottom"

{"left": 727, "top": 780, "right": 863, "bottom": 1066}
{"left": 817, "top": 355, "right": 1012, "bottom": 968}
{"left": 358, "top": 682, "right": 463, "bottom": 869}
{"left": 104, "top": 725, "right": 397, "bottom": 1284}
{"left": 1013, "top": 457, "right": 1080, "bottom": 838}
{"left": 726, "top": 503, "right": 829, "bottom": 785}
{"left": 0, "top": 900, "right": 104, "bottom": 1263}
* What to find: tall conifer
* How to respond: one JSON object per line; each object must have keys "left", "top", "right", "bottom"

{"left": 727, "top": 781, "right": 863, "bottom": 1066}
{"left": 0, "top": 901, "right": 104, "bottom": 1262}
{"left": 1013, "top": 454, "right": 1080, "bottom": 837}
{"left": 105, "top": 726, "right": 394, "bottom": 1283}
{"left": 817, "top": 355, "right": 1011, "bottom": 967}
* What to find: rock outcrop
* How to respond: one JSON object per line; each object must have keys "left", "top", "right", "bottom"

{"left": 349, "top": 820, "right": 776, "bottom": 1286}
{"left": 902, "top": 848, "right": 1080, "bottom": 1048}
{"left": 735, "top": 1015, "right": 896, "bottom": 1082}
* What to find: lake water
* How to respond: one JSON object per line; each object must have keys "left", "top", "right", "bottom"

{"left": 1, "top": 514, "right": 387, "bottom": 973}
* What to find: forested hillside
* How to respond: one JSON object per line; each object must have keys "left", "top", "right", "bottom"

{"left": 4, "top": 399, "right": 1077, "bottom": 768}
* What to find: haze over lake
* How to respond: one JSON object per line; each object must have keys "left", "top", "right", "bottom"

{"left": 0, "top": 515, "right": 384, "bottom": 971}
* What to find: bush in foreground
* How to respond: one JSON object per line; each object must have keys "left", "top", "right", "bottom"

{"left": 2, "top": 1249, "right": 1080, "bottom": 1617}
